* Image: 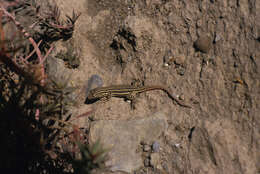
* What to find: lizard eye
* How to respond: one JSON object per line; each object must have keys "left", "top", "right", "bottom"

{"left": 103, "top": 92, "right": 109, "bottom": 96}
{"left": 88, "top": 90, "right": 95, "bottom": 98}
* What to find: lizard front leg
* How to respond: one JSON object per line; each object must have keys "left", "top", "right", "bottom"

{"left": 99, "top": 92, "right": 112, "bottom": 103}
{"left": 126, "top": 91, "right": 138, "bottom": 109}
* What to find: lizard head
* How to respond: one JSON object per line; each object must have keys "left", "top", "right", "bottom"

{"left": 87, "top": 89, "right": 97, "bottom": 100}
{"left": 87, "top": 88, "right": 109, "bottom": 100}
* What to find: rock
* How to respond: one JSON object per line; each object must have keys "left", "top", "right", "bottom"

{"left": 85, "top": 74, "right": 103, "bottom": 97}
{"left": 46, "top": 56, "right": 71, "bottom": 80}
{"left": 196, "top": 19, "right": 203, "bottom": 28}
{"left": 214, "top": 34, "right": 222, "bottom": 43}
{"left": 163, "top": 50, "right": 175, "bottom": 65}
{"left": 152, "top": 141, "right": 160, "bottom": 152}
{"left": 143, "top": 144, "right": 151, "bottom": 152}
{"left": 45, "top": 57, "right": 78, "bottom": 102}
{"left": 144, "top": 158, "right": 150, "bottom": 167}
{"left": 174, "top": 54, "right": 186, "bottom": 65}
{"left": 89, "top": 112, "right": 168, "bottom": 173}
{"left": 194, "top": 35, "right": 212, "bottom": 53}
{"left": 176, "top": 65, "right": 186, "bottom": 76}
{"left": 179, "top": 94, "right": 185, "bottom": 101}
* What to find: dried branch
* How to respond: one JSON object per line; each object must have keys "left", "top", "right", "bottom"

{"left": 0, "top": 4, "right": 53, "bottom": 86}
{"left": 37, "top": 4, "right": 81, "bottom": 41}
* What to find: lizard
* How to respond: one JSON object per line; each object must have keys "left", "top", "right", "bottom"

{"left": 87, "top": 85, "right": 191, "bottom": 108}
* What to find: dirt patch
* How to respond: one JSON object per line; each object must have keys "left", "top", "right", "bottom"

{"left": 70, "top": 0, "right": 259, "bottom": 173}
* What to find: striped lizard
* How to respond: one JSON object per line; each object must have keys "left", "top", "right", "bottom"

{"left": 87, "top": 85, "right": 191, "bottom": 108}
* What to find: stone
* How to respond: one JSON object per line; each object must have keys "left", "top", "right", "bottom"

{"left": 174, "top": 54, "right": 186, "bottom": 65}
{"left": 152, "top": 141, "right": 160, "bottom": 152}
{"left": 143, "top": 144, "right": 151, "bottom": 152}
{"left": 89, "top": 112, "right": 168, "bottom": 173}
{"left": 214, "top": 34, "right": 222, "bottom": 43}
{"left": 46, "top": 56, "right": 71, "bottom": 80}
{"left": 194, "top": 35, "right": 212, "bottom": 53}
{"left": 144, "top": 158, "right": 150, "bottom": 167}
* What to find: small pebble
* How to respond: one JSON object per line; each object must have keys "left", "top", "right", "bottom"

{"left": 174, "top": 54, "right": 186, "bottom": 65}
{"left": 194, "top": 35, "right": 212, "bottom": 53}
{"left": 144, "top": 158, "right": 150, "bottom": 167}
{"left": 179, "top": 94, "right": 185, "bottom": 101}
{"left": 162, "top": 162, "right": 169, "bottom": 172}
{"left": 152, "top": 141, "right": 160, "bottom": 152}
{"left": 143, "top": 144, "right": 151, "bottom": 152}
{"left": 163, "top": 50, "right": 175, "bottom": 65}
{"left": 163, "top": 63, "right": 169, "bottom": 67}
{"left": 196, "top": 19, "right": 203, "bottom": 27}
{"left": 214, "top": 34, "right": 221, "bottom": 43}
{"left": 174, "top": 143, "right": 180, "bottom": 148}
{"left": 176, "top": 66, "right": 186, "bottom": 76}
{"left": 85, "top": 74, "right": 103, "bottom": 96}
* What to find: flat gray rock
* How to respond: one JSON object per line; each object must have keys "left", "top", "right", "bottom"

{"left": 89, "top": 112, "right": 168, "bottom": 173}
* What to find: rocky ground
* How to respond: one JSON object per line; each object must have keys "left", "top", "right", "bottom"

{"left": 47, "top": 0, "right": 260, "bottom": 173}
{"left": 1, "top": 0, "right": 259, "bottom": 174}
